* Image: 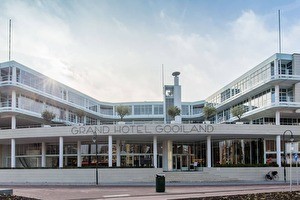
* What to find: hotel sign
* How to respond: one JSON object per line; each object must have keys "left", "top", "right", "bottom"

{"left": 71, "top": 124, "right": 214, "bottom": 135}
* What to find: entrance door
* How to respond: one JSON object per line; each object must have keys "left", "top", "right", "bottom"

{"left": 181, "top": 155, "right": 189, "bottom": 171}
{"left": 172, "top": 155, "right": 190, "bottom": 171}
{"left": 172, "top": 155, "right": 181, "bottom": 170}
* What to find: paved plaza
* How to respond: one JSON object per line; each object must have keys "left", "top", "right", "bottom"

{"left": 2, "top": 183, "right": 300, "bottom": 200}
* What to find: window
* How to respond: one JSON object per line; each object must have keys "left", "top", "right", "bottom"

{"left": 154, "top": 105, "right": 163, "bottom": 115}
{"left": 100, "top": 105, "right": 113, "bottom": 115}
{"left": 181, "top": 105, "right": 189, "bottom": 115}
{"left": 266, "top": 140, "right": 276, "bottom": 152}
{"left": 192, "top": 105, "right": 202, "bottom": 115}
{"left": 134, "top": 105, "right": 152, "bottom": 115}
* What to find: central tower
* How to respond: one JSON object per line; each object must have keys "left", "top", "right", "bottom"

{"left": 163, "top": 71, "right": 182, "bottom": 123}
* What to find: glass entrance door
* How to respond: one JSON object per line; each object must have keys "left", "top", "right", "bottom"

{"left": 172, "top": 155, "right": 190, "bottom": 171}
{"left": 181, "top": 155, "right": 189, "bottom": 171}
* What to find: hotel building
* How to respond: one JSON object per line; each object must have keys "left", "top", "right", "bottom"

{"left": 0, "top": 53, "right": 300, "bottom": 172}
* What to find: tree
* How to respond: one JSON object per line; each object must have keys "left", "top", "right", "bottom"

{"left": 231, "top": 105, "right": 245, "bottom": 121}
{"left": 167, "top": 106, "right": 181, "bottom": 119}
{"left": 76, "top": 110, "right": 85, "bottom": 123}
{"left": 116, "top": 105, "right": 130, "bottom": 121}
{"left": 203, "top": 105, "right": 216, "bottom": 121}
{"left": 41, "top": 110, "right": 56, "bottom": 124}
{"left": 76, "top": 110, "right": 85, "bottom": 118}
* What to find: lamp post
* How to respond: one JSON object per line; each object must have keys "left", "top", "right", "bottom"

{"left": 289, "top": 139, "right": 294, "bottom": 192}
{"left": 283, "top": 130, "right": 294, "bottom": 183}
{"left": 92, "top": 134, "right": 99, "bottom": 185}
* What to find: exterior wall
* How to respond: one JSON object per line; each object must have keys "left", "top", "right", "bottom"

{"left": 204, "top": 167, "right": 285, "bottom": 181}
{"left": 0, "top": 168, "right": 162, "bottom": 185}
{"left": 0, "top": 145, "right": 2, "bottom": 167}
{"left": 0, "top": 124, "right": 298, "bottom": 139}
{"left": 0, "top": 167, "right": 299, "bottom": 185}
{"left": 295, "top": 83, "right": 300, "bottom": 102}
{"left": 293, "top": 54, "right": 300, "bottom": 76}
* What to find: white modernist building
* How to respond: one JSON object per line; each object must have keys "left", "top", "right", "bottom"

{"left": 0, "top": 53, "right": 300, "bottom": 172}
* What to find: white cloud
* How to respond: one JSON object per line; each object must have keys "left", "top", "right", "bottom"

{"left": 160, "top": 10, "right": 165, "bottom": 19}
{"left": 1, "top": 2, "right": 300, "bottom": 103}
{"left": 112, "top": 18, "right": 129, "bottom": 34}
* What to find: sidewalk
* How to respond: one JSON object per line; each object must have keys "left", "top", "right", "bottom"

{"left": 6, "top": 183, "right": 300, "bottom": 200}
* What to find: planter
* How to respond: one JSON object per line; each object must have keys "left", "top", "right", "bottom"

{"left": 236, "top": 122, "right": 244, "bottom": 124}
{"left": 175, "top": 116, "right": 182, "bottom": 123}
{"left": 117, "top": 121, "right": 126, "bottom": 125}
{"left": 203, "top": 121, "right": 211, "bottom": 124}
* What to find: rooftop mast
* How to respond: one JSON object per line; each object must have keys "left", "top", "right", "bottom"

{"left": 278, "top": 10, "right": 281, "bottom": 54}
{"left": 9, "top": 19, "right": 12, "bottom": 61}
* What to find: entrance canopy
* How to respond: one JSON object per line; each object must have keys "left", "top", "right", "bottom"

{"left": 0, "top": 124, "right": 299, "bottom": 144}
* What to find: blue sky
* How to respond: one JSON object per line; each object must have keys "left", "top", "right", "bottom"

{"left": 0, "top": 0, "right": 300, "bottom": 102}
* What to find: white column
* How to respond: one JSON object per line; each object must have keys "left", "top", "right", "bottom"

{"left": 206, "top": 136, "right": 212, "bottom": 168}
{"left": 64, "top": 147, "right": 68, "bottom": 165}
{"left": 162, "top": 140, "right": 172, "bottom": 171}
{"left": 11, "top": 90, "right": 16, "bottom": 109}
{"left": 65, "top": 109, "right": 69, "bottom": 123}
{"left": 275, "top": 85, "right": 280, "bottom": 104}
{"left": 274, "top": 59, "right": 278, "bottom": 78}
{"left": 153, "top": 136, "right": 157, "bottom": 168}
{"left": 276, "top": 111, "right": 280, "bottom": 125}
{"left": 83, "top": 116, "right": 87, "bottom": 125}
{"left": 248, "top": 98, "right": 252, "bottom": 111}
{"left": 11, "top": 115, "right": 16, "bottom": 129}
{"left": 59, "top": 137, "right": 64, "bottom": 168}
{"left": 263, "top": 139, "right": 266, "bottom": 164}
{"left": 276, "top": 135, "right": 282, "bottom": 167}
{"left": 108, "top": 135, "right": 113, "bottom": 167}
{"left": 11, "top": 90, "right": 17, "bottom": 130}
{"left": 116, "top": 140, "right": 120, "bottom": 167}
{"left": 12, "top": 66, "right": 16, "bottom": 80}
{"left": 41, "top": 142, "right": 46, "bottom": 167}
{"left": 77, "top": 141, "right": 82, "bottom": 167}
{"left": 11, "top": 138, "right": 16, "bottom": 168}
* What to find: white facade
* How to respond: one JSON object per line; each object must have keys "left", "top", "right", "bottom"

{"left": 0, "top": 53, "right": 300, "bottom": 171}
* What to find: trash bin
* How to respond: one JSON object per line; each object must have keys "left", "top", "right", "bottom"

{"left": 156, "top": 173, "right": 165, "bottom": 192}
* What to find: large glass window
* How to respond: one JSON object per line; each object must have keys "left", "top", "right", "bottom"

{"left": 100, "top": 105, "right": 113, "bottom": 115}
{"left": 0, "top": 93, "right": 12, "bottom": 107}
{"left": 0, "top": 67, "right": 12, "bottom": 81}
{"left": 134, "top": 105, "right": 152, "bottom": 115}
{"left": 280, "top": 88, "right": 294, "bottom": 102}
{"left": 250, "top": 89, "right": 272, "bottom": 110}
{"left": 86, "top": 100, "right": 98, "bottom": 112}
{"left": 266, "top": 140, "right": 276, "bottom": 152}
{"left": 86, "top": 116, "right": 97, "bottom": 125}
{"left": 181, "top": 105, "right": 189, "bottom": 115}
{"left": 154, "top": 105, "right": 163, "bottom": 115}
{"left": 68, "top": 111, "right": 76, "bottom": 123}
{"left": 68, "top": 91, "right": 84, "bottom": 107}
{"left": 206, "top": 61, "right": 273, "bottom": 106}
{"left": 213, "top": 139, "right": 264, "bottom": 166}
{"left": 19, "top": 94, "right": 44, "bottom": 113}
{"left": 278, "top": 61, "right": 293, "bottom": 75}
{"left": 192, "top": 105, "right": 202, "bottom": 115}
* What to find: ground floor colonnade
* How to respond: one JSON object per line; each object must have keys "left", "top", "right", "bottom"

{"left": 0, "top": 123, "right": 299, "bottom": 171}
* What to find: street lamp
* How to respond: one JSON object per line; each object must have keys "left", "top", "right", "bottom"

{"left": 92, "top": 134, "right": 99, "bottom": 185}
{"left": 283, "top": 130, "right": 294, "bottom": 183}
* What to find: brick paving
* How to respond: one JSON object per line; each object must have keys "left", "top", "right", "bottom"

{"left": 2, "top": 184, "right": 300, "bottom": 200}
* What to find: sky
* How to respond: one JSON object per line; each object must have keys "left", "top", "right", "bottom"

{"left": 1, "top": 0, "right": 300, "bottom": 103}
